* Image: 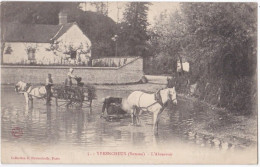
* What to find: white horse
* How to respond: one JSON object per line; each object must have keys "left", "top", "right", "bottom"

{"left": 123, "top": 87, "right": 177, "bottom": 134}
{"left": 15, "top": 81, "right": 48, "bottom": 105}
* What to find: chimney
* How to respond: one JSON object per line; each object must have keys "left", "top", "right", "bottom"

{"left": 59, "top": 10, "right": 67, "bottom": 25}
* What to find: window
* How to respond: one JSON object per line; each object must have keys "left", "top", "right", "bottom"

{"left": 70, "top": 50, "right": 77, "bottom": 59}
{"left": 4, "top": 46, "right": 13, "bottom": 54}
{"left": 27, "top": 48, "right": 36, "bottom": 60}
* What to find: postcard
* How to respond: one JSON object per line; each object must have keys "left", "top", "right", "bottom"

{"left": 1, "top": 1, "right": 257, "bottom": 164}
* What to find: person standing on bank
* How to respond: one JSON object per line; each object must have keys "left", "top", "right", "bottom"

{"left": 45, "top": 73, "right": 53, "bottom": 105}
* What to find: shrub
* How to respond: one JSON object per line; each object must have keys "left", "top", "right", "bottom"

{"left": 167, "top": 73, "right": 256, "bottom": 115}
{"left": 223, "top": 77, "right": 256, "bottom": 115}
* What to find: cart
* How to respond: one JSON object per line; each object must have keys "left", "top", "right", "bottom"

{"left": 52, "top": 84, "right": 96, "bottom": 108}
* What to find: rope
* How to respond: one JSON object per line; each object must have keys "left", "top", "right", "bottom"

{"left": 138, "top": 101, "right": 159, "bottom": 110}
{"left": 138, "top": 92, "right": 145, "bottom": 108}
{"left": 136, "top": 90, "right": 163, "bottom": 110}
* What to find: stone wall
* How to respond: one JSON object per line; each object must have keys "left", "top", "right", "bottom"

{"left": 1, "top": 57, "right": 143, "bottom": 85}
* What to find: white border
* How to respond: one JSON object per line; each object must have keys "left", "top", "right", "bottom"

{"left": 0, "top": 0, "right": 259, "bottom": 167}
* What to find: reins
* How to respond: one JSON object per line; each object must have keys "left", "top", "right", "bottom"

{"left": 137, "top": 90, "right": 166, "bottom": 110}
{"left": 17, "top": 83, "right": 31, "bottom": 94}
{"left": 138, "top": 92, "right": 144, "bottom": 107}
{"left": 136, "top": 89, "right": 177, "bottom": 111}
{"left": 20, "top": 84, "right": 46, "bottom": 98}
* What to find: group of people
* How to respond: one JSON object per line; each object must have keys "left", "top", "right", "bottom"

{"left": 45, "top": 68, "right": 77, "bottom": 105}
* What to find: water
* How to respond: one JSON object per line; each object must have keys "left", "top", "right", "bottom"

{"left": 1, "top": 85, "right": 256, "bottom": 152}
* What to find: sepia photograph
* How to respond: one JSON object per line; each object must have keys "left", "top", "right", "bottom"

{"left": 0, "top": 1, "right": 258, "bottom": 164}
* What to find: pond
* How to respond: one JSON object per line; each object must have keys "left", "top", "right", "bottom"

{"left": 1, "top": 85, "right": 257, "bottom": 153}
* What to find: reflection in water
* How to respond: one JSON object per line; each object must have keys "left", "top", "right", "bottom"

{"left": 131, "top": 132, "right": 145, "bottom": 146}
{"left": 46, "top": 105, "right": 52, "bottom": 143}
{"left": 1, "top": 86, "right": 256, "bottom": 151}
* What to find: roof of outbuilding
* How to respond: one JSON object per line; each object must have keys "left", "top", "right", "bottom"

{"left": 2, "top": 22, "right": 75, "bottom": 43}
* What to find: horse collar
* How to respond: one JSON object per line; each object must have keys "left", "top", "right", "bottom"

{"left": 25, "top": 83, "right": 32, "bottom": 92}
{"left": 154, "top": 90, "right": 164, "bottom": 107}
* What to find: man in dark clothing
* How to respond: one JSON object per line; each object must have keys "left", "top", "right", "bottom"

{"left": 45, "top": 73, "right": 53, "bottom": 105}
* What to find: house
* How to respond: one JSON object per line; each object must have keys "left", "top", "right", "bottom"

{"left": 2, "top": 11, "right": 91, "bottom": 66}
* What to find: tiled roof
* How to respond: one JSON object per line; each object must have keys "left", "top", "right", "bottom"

{"left": 2, "top": 22, "right": 75, "bottom": 43}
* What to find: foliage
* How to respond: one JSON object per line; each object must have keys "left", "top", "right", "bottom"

{"left": 49, "top": 41, "right": 90, "bottom": 56}
{"left": 90, "top": 2, "right": 108, "bottom": 16}
{"left": 146, "top": 10, "right": 187, "bottom": 74}
{"left": 1, "top": 2, "right": 80, "bottom": 24}
{"left": 118, "top": 2, "right": 151, "bottom": 57}
{"left": 180, "top": 3, "right": 257, "bottom": 80}
{"left": 158, "top": 3, "right": 257, "bottom": 115}
{"left": 180, "top": 3, "right": 257, "bottom": 114}
{"left": 144, "top": 55, "right": 177, "bottom": 75}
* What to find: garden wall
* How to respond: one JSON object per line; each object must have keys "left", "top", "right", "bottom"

{"left": 1, "top": 57, "right": 143, "bottom": 85}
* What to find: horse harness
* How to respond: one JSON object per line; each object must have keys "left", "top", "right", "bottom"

{"left": 23, "top": 83, "right": 32, "bottom": 93}
{"left": 22, "top": 83, "right": 46, "bottom": 98}
{"left": 137, "top": 89, "right": 166, "bottom": 110}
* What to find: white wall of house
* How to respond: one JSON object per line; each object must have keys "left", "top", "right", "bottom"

{"left": 3, "top": 42, "right": 90, "bottom": 65}
{"left": 3, "top": 42, "right": 57, "bottom": 64}
{"left": 3, "top": 25, "right": 92, "bottom": 65}
{"left": 3, "top": 42, "right": 28, "bottom": 64}
{"left": 57, "top": 24, "right": 91, "bottom": 47}
{"left": 56, "top": 24, "right": 91, "bottom": 58}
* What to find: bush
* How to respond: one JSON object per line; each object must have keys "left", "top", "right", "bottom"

{"left": 144, "top": 56, "right": 177, "bottom": 75}
{"left": 223, "top": 77, "right": 256, "bottom": 115}
{"left": 169, "top": 72, "right": 190, "bottom": 94}
{"left": 167, "top": 73, "right": 256, "bottom": 115}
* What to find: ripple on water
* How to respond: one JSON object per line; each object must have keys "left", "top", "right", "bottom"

{"left": 1, "top": 86, "right": 256, "bottom": 152}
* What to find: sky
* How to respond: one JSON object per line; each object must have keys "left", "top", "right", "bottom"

{"left": 79, "top": 2, "right": 180, "bottom": 26}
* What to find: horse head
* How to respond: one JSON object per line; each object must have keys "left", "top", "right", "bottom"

{"left": 167, "top": 87, "right": 177, "bottom": 105}
{"left": 15, "top": 81, "right": 31, "bottom": 93}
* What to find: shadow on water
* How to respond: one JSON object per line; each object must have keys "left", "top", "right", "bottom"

{"left": 1, "top": 85, "right": 256, "bottom": 151}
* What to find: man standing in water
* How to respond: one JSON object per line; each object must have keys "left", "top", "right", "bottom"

{"left": 45, "top": 73, "right": 53, "bottom": 105}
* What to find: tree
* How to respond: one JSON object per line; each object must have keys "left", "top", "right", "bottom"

{"left": 90, "top": 2, "right": 108, "bottom": 16}
{"left": 118, "top": 2, "right": 150, "bottom": 57}
{"left": 148, "top": 10, "right": 187, "bottom": 74}
{"left": 1, "top": 2, "right": 80, "bottom": 24}
{"left": 180, "top": 3, "right": 257, "bottom": 80}
{"left": 149, "top": 3, "right": 257, "bottom": 113}
{"left": 181, "top": 3, "right": 257, "bottom": 113}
